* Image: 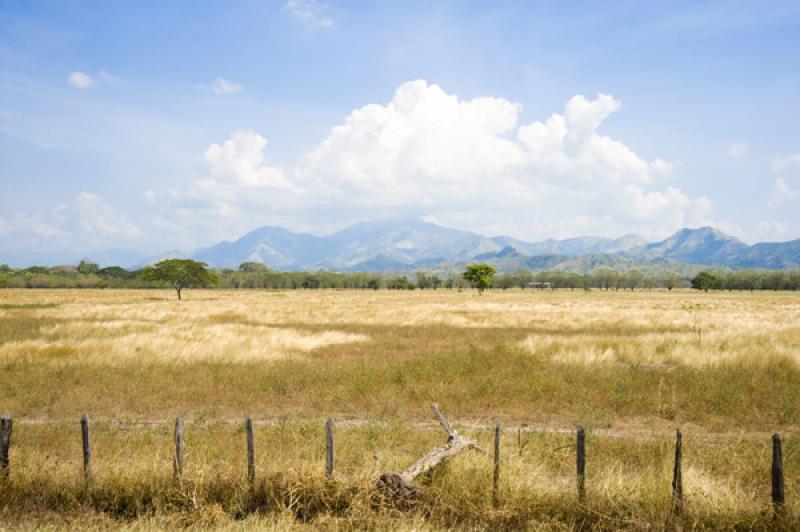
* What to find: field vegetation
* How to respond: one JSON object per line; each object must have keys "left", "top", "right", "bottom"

{"left": 1, "top": 288, "right": 799, "bottom": 529}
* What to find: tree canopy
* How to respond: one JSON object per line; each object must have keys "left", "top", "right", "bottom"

{"left": 691, "top": 271, "right": 722, "bottom": 292}
{"left": 462, "top": 263, "right": 497, "bottom": 294}
{"left": 140, "top": 259, "right": 216, "bottom": 299}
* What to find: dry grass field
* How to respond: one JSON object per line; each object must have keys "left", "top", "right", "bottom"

{"left": 1, "top": 288, "right": 799, "bottom": 529}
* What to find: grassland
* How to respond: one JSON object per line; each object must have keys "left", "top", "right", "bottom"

{"left": 0, "top": 288, "right": 799, "bottom": 529}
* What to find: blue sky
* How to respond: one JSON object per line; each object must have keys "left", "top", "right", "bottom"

{"left": 2, "top": 0, "right": 800, "bottom": 265}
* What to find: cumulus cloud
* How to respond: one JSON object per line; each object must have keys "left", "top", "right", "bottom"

{"left": 288, "top": 80, "right": 710, "bottom": 238}
{"left": 282, "top": 0, "right": 334, "bottom": 29}
{"left": 146, "top": 81, "right": 713, "bottom": 242}
{"left": 203, "top": 130, "right": 291, "bottom": 188}
{"left": 207, "top": 77, "right": 243, "bottom": 95}
{"left": 67, "top": 71, "right": 94, "bottom": 89}
{"left": 727, "top": 142, "right": 747, "bottom": 158}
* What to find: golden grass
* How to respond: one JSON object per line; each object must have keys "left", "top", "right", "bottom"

{"left": 1, "top": 288, "right": 799, "bottom": 528}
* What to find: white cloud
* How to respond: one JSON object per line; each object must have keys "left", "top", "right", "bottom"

{"left": 283, "top": 0, "right": 334, "bottom": 29}
{"left": 144, "top": 80, "right": 713, "bottom": 242}
{"left": 0, "top": 194, "right": 141, "bottom": 258}
{"left": 756, "top": 221, "right": 790, "bottom": 241}
{"left": 289, "top": 80, "right": 709, "bottom": 238}
{"left": 67, "top": 70, "right": 127, "bottom": 90}
{"left": 768, "top": 177, "right": 800, "bottom": 207}
{"left": 208, "top": 77, "right": 243, "bottom": 95}
{"left": 727, "top": 142, "right": 748, "bottom": 158}
{"left": 67, "top": 71, "right": 94, "bottom": 89}
{"left": 75, "top": 192, "right": 141, "bottom": 239}
{"left": 203, "top": 130, "right": 292, "bottom": 188}
{"left": 772, "top": 153, "right": 800, "bottom": 172}
{"left": 97, "top": 70, "right": 128, "bottom": 87}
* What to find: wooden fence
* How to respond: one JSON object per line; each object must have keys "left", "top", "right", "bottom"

{"left": 0, "top": 411, "right": 789, "bottom": 517}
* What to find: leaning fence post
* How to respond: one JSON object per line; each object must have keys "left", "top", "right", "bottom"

{"left": 81, "top": 414, "right": 91, "bottom": 484}
{"left": 672, "top": 429, "right": 683, "bottom": 513}
{"left": 577, "top": 427, "right": 586, "bottom": 503}
{"left": 0, "top": 414, "right": 11, "bottom": 480}
{"left": 325, "top": 417, "right": 334, "bottom": 478}
{"left": 772, "top": 433, "right": 785, "bottom": 516}
{"left": 173, "top": 417, "right": 184, "bottom": 483}
{"left": 493, "top": 423, "right": 501, "bottom": 508}
{"left": 246, "top": 417, "right": 255, "bottom": 484}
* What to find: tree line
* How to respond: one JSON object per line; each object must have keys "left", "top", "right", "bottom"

{"left": 2, "top": 260, "right": 800, "bottom": 293}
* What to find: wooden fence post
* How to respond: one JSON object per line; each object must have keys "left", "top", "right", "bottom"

{"left": 772, "top": 433, "right": 785, "bottom": 515}
{"left": 174, "top": 417, "right": 184, "bottom": 483}
{"left": 246, "top": 417, "right": 255, "bottom": 484}
{"left": 325, "top": 417, "right": 334, "bottom": 478}
{"left": 672, "top": 429, "right": 683, "bottom": 513}
{"left": 0, "top": 414, "right": 11, "bottom": 480}
{"left": 577, "top": 427, "right": 586, "bottom": 503}
{"left": 81, "top": 414, "right": 91, "bottom": 484}
{"left": 493, "top": 423, "right": 501, "bottom": 508}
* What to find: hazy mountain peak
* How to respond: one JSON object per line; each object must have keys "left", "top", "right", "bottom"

{"left": 127, "top": 219, "right": 800, "bottom": 271}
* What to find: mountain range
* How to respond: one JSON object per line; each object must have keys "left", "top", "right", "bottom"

{"left": 134, "top": 219, "right": 800, "bottom": 273}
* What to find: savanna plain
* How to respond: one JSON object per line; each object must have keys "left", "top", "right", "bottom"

{"left": 0, "top": 288, "right": 798, "bottom": 530}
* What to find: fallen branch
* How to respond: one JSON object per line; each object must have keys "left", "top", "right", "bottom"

{"left": 378, "top": 403, "right": 484, "bottom": 499}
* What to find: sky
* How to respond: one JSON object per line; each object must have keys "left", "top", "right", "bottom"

{"left": 2, "top": 0, "right": 800, "bottom": 266}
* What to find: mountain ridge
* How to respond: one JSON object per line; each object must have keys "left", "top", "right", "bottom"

{"left": 126, "top": 220, "right": 800, "bottom": 273}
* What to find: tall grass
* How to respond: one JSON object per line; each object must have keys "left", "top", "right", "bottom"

{"left": 0, "top": 288, "right": 798, "bottom": 527}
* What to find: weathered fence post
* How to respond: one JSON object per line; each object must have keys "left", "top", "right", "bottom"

{"left": 173, "top": 417, "right": 184, "bottom": 483}
{"left": 493, "top": 423, "right": 501, "bottom": 508}
{"left": 577, "top": 427, "right": 586, "bottom": 503}
{"left": 325, "top": 417, "right": 334, "bottom": 478}
{"left": 672, "top": 429, "right": 683, "bottom": 513}
{"left": 772, "top": 433, "right": 785, "bottom": 516}
{"left": 246, "top": 417, "right": 255, "bottom": 484}
{"left": 0, "top": 414, "right": 11, "bottom": 480}
{"left": 81, "top": 414, "right": 91, "bottom": 484}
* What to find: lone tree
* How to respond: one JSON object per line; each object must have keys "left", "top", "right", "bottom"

{"left": 462, "top": 263, "right": 496, "bottom": 295}
{"left": 140, "top": 259, "right": 217, "bottom": 300}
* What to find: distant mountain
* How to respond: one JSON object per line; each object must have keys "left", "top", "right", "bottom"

{"left": 496, "top": 234, "right": 646, "bottom": 256}
{"left": 121, "top": 220, "right": 800, "bottom": 273}
{"left": 625, "top": 227, "right": 747, "bottom": 264}
{"left": 193, "top": 226, "right": 328, "bottom": 270}
{"left": 725, "top": 240, "right": 800, "bottom": 269}
{"left": 319, "top": 219, "right": 504, "bottom": 268}
{"left": 623, "top": 227, "right": 800, "bottom": 268}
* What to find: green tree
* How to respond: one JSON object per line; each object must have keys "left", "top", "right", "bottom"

{"left": 302, "top": 274, "right": 321, "bottom": 289}
{"left": 691, "top": 271, "right": 721, "bottom": 293}
{"left": 462, "top": 263, "right": 497, "bottom": 295}
{"left": 140, "top": 259, "right": 217, "bottom": 300}
{"left": 239, "top": 261, "right": 270, "bottom": 272}
{"left": 77, "top": 259, "right": 100, "bottom": 275}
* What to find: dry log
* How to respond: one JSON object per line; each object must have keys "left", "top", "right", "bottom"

{"left": 378, "top": 403, "right": 483, "bottom": 498}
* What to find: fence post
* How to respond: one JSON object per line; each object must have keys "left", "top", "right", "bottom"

{"left": 246, "top": 417, "right": 255, "bottom": 484}
{"left": 672, "top": 429, "right": 683, "bottom": 513}
{"left": 493, "top": 423, "right": 501, "bottom": 508}
{"left": 577, "top": 427, "right": 586, "bottom": 503}
{"left": 0, "top": 414, "right": 11, "bottom": 480}
{"left": 81, "top": 414, "right": 91, "bottom": 484}
{"left": 772, "top": 433, "right": 785, "bottom": 516}
{"left": 325, "top": 417, "right": 334, "bottom": 478}
{"left": 174, "top": 417, "right": 184, "bottom": 483}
